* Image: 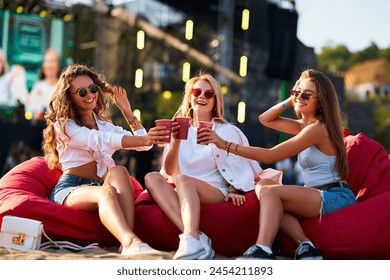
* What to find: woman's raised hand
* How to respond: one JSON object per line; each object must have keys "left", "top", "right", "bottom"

{"left": 111, "top": 86, "right": 132, "bottom": 113}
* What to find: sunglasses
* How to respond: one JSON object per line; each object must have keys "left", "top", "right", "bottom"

{"left": 192, "top": 88, "right": 215, "bottom": 99}
{"left": 291, "top": 90, "right": 317, "bottom": 101}
{"left": 72, "top": 83, "right": 99, "bottom": 97}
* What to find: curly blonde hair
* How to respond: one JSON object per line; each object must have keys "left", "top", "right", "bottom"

{"left": 42, "top": 64, "right": 113, "bottom": 169}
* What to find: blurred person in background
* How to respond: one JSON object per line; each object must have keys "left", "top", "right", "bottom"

{"left": 275, "top": 157, "right": 295, "bottom": 185}
{"left": 293, "top": 158, "right": 304, "bottom": 186}
{"left": 1, "top": 140, "right": 29, "bottom": 177}
{"left": 27, "top": 49, "right": 62, "bottom": 120}
{"left": 0, "top": 48, "right": 28, "bottom": 122}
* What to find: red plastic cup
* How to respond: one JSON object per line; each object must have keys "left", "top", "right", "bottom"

{"left": 174, "top": 117, "right": 191, "bottom": 140}
{"left": 155, "top": 119, "right": 173, "bottom": 144}
{"left": 196, "top": 121, "right": 213, "bottom": 144}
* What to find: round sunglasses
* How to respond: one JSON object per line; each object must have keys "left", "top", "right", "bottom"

{"left": 291, "top": 90, "right": 317, "bottom": 101}
{"left": 72, "top": 83, "right": 99, "bottom": 97}
{"left": 192, "top": 88, "right": 215, "bottom": 99}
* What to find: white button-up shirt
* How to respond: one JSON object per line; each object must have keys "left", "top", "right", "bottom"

{"left": 55, "top": 115, "right": 152, "bottom": 178}
{"left": 161, "top": 122, "right": 282, "bottom": 192}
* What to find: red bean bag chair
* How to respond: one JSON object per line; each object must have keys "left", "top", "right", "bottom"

{"left": 0, "top": 156, "right": 143, "bottom": 247}
{"left": 279, "top": 133, "right": 390, "bottom": 259}
{"left": 134, "top": 132, "right": 390, "bottom": 259}
{"left": 134, "top": 187, "right": 260, "bottom": 256}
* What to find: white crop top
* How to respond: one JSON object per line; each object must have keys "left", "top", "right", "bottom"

{"left": 55, "top": 115, "right": 152, "bottom": 178}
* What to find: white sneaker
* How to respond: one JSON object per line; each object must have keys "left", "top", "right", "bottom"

{"left": 173, "top": 233, "right": 206, "bottom": 260}
{"left": 121, "top": 243, "right": 163, "bottom": 256}
{"left": 199, "top": 231, "right": 215, "bottom": 259}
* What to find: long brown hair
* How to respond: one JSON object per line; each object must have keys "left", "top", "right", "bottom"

{"left": 42, "top": 64, "right": 113, "bottom": 169}
{"left": 176, "top": 71, "right": 224, "bottom": 121}
{"left": 293, "top": 69, "right": 348, "bottom": 179}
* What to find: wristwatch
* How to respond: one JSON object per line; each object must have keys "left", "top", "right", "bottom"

{"left": 127, "top": 116, "right": 140, "bottom": 130}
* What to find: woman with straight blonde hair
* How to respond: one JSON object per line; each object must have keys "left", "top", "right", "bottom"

{"left": 145, "top": 71, "right": 280, "bottom": 260}
{"left": 206, "top": 69, "right": 357, "bottom": 260}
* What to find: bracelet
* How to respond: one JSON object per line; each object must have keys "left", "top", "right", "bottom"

{"left": 224, "top": 140, "right": 229, "bottom": 151}
{"left": 226, "top": 141, "right": 233, "bottom": 156}
{"left": 127, "top": 116, "right": 140, "bottom": 130}
{"left": 234, "top": 143, "right": 239, "bottom": 154}
{"left": 281, "top": 103, "right": 288, "bottom": 109}
{"left": 228, "top": 186, "right": 238, "bottom": 194}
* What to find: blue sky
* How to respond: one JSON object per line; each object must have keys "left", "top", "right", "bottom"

{"left": 295, "top": 0, "right": 390, "bottom": 53}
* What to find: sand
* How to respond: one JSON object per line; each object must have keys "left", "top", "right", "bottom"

{"left": 0, "top": 246, "right": 175, "bottom": 260}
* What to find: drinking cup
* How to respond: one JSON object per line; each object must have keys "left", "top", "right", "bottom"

{"left": 155, "top": 119, "right": 173, "bottom": 143}
{"left": 196, "top": 121, "right": 213, "bottom": 144}
{"left": 174, "top": 117, "right": 191, "bottom": 140}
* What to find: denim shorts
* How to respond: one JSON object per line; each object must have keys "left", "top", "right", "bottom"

{"left": 318, "top": 182, "right": 357, "bottom": 215}
{"left": 50, "top": 174, "right": 103, "bottom": 205}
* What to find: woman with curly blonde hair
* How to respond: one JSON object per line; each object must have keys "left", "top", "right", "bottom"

{"left": 42, "top": 64, "right": 168, "bottom": 256}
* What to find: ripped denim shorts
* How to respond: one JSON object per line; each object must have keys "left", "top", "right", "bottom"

{"left": 50, "top": 174, "right": 103, "bottom": 205}
{"left": 317, "top": 182, "right": 357, "bottom": 215}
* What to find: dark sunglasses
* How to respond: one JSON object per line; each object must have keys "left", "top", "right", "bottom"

{"left": 291, "top": 90, "right": 317, "bottom": 101}
{"left": 72, "top": 83, "right": 99, "bottom": 97}
{"left": 192, "top": 88, "right": 215, "bottom": 99}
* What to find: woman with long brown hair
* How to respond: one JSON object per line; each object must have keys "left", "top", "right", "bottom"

{"left": 42, "top": 64, "right": 168, "bottom": 256}
{"left": 206, "top": 69, "right": 357, "bottom": 260}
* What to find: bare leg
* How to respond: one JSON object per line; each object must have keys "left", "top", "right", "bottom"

{"left": 148, "top": 174, "right": 224, "bottom": 260}
{"left": 280, "top": 214, "right": 310, "bottom": 245}
{"left": 64, "top": 184, "right": 142, "bottom": 251}
{"left": 175, "top": 175, "right": 225, "bottom": 239}
{"left": 63, "top": 166, "right": 165, "bottom": 253}
{"left": 104, "top": 166, "right": 136, "bottom": 230}
{"left": 144, "top": 171, "right": 184, "bottom": 231}
{"left": 254, "top": 182, "right": 283, "bottom": 247}
{"left": 254, "top": 180, "right": 322, "bottom": 248}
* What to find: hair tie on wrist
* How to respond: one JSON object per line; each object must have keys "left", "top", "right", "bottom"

{"left": 226, "top": 142, "right": 233, "bottom": 156}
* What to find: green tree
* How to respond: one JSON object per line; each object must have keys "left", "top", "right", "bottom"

{"left": 375, "top": 105, "right": 390, "bottom": 152}
{"left": 348, "top": 42, "right": 380, "bottom": 65}
{"left": 379, "top": 47, "right": 390, "bottom": 61}
{"left": 315, "top": 43, "right": 390, "bottom": 73}
{"left": 316, "top": 45, "right": 351, "bottom": 73}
